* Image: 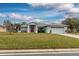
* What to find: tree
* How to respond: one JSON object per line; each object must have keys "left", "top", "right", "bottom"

{"left": 14, "top": 24, "right": 21, "bottom": 32}
{"left": 62, "top": 17, "right": 79, "bottom": 33}
{"left": 3, "top": 20, "right": 13, "bottom": 34}
{"left": 21, "top": 22, "right": 26, "bottom": 25}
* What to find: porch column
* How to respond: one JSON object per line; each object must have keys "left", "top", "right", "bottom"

{"left": 27, "top": 25, "right": 30, "bottom": 32}
{"left": 35, "top": 25, "right": 38, "bottom": 33}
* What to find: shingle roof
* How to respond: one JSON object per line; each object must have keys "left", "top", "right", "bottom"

{"left": 20, "top": 22, "right": 67, "bottom": 28}
{"left": 37, "top": 22, "right": 47, "bottom": 27}
{"left": 27, "top": 22, "right": 47, "bottom": 27}
{"left": 47, "top": 23, "right": 68, "bottom": 28}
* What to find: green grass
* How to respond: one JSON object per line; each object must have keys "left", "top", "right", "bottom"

{"left": 0, "top": 32, "right": 79, "bottom": 49}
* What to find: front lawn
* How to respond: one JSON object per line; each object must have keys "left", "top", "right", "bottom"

{"left": 0, "top": 32, "right": 79, "bottom": 49}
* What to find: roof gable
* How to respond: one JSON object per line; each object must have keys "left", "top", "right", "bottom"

{"left": 28, "top": 22, "right": 38, "bottom": 25}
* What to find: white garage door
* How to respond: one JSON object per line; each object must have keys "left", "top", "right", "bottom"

{"left": 51, "top": 28, "right": 65, "bottom": 34}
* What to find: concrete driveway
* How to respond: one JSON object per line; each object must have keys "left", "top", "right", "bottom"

{"left": 60, "top": 34, "right": 79, "bottom": 39}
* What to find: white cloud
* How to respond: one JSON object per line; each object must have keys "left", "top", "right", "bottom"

{"left": 0, "top": 13, "right": 6, "bottom": 17}
{"left": 9, "top": 13, "right": 22, "bottom": 19}
{"left": 69, "top": 8, "right": 79, "bottom": 13}
{"left": 33, "top": 19, "right": 43, "bottom": 22}
{"left": 7, "top": 13, "right": 33, "bottom": 21}
{"left": 0, "top": 13, "right": 44, "bottom": 23}
{"left": 58, "top": 3, "right": 74, "bottom": 10}
{"left": 31, "top": 3, "right": 56, "bottom": 9}
{"left": 23, "top": 16, "right": 33, "bottom": 20}
{"left": 31, "top": 3, "right": 74, "bottom": 9}
{"left": 53, "top": 18, "right": 65, "bottom": 23}
{"left": 8, "top": 13, "right": 44, "bottom": 22}
{"left": 31, "top": 3, "right": 79, "bottom": 14}
{"left": 30, "top": 3, "right": 79, "bottom": 22}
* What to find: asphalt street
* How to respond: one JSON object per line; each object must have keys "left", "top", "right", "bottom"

{"left": 53, "top": 52, "right": 79, "bottom": 56}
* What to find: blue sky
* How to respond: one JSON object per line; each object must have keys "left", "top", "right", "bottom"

{"left": 0, "top": 3, "right": 79, "bottom": 24}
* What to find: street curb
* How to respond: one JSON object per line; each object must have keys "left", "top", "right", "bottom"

{"left": 0, "top": 49, "right": 79, "bottom": 53}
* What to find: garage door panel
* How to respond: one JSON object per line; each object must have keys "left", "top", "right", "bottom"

{"left": 51, "top": 28, "right": 64, "bottom": 34}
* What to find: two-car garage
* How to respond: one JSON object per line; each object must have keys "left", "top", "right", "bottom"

{"left": 51, "top": 28, "right": 65, "bottom": 34}
{"left": 45, "top": 23, "right": 67, "bottom": 34}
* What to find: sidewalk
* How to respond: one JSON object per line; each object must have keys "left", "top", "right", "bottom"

{"left": 0, "top": 49, "right": 79, "bottom": 53}
{"left": 0, "top": 49, "right": 79, "bottom": 55}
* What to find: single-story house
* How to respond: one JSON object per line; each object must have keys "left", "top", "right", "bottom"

{"left": 20, "top": 22, "right": 68, "bottom": 34}
{"left": 1, "top": 22, "right": 67, "bottom": 34}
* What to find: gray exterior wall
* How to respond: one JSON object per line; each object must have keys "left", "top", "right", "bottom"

{"left": 45, "top": 27, "right": 51, "bottom": 33}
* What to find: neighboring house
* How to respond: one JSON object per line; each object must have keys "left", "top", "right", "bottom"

{"left": 0, "top": 25, "right": 6, "bottom": 32}
{"left": 20, "top": 22, "right": 68, "bottom": 34}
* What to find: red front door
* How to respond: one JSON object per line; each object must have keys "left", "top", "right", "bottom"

{"left": 30, "top": 25, "right": 35, "bottom": 32}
